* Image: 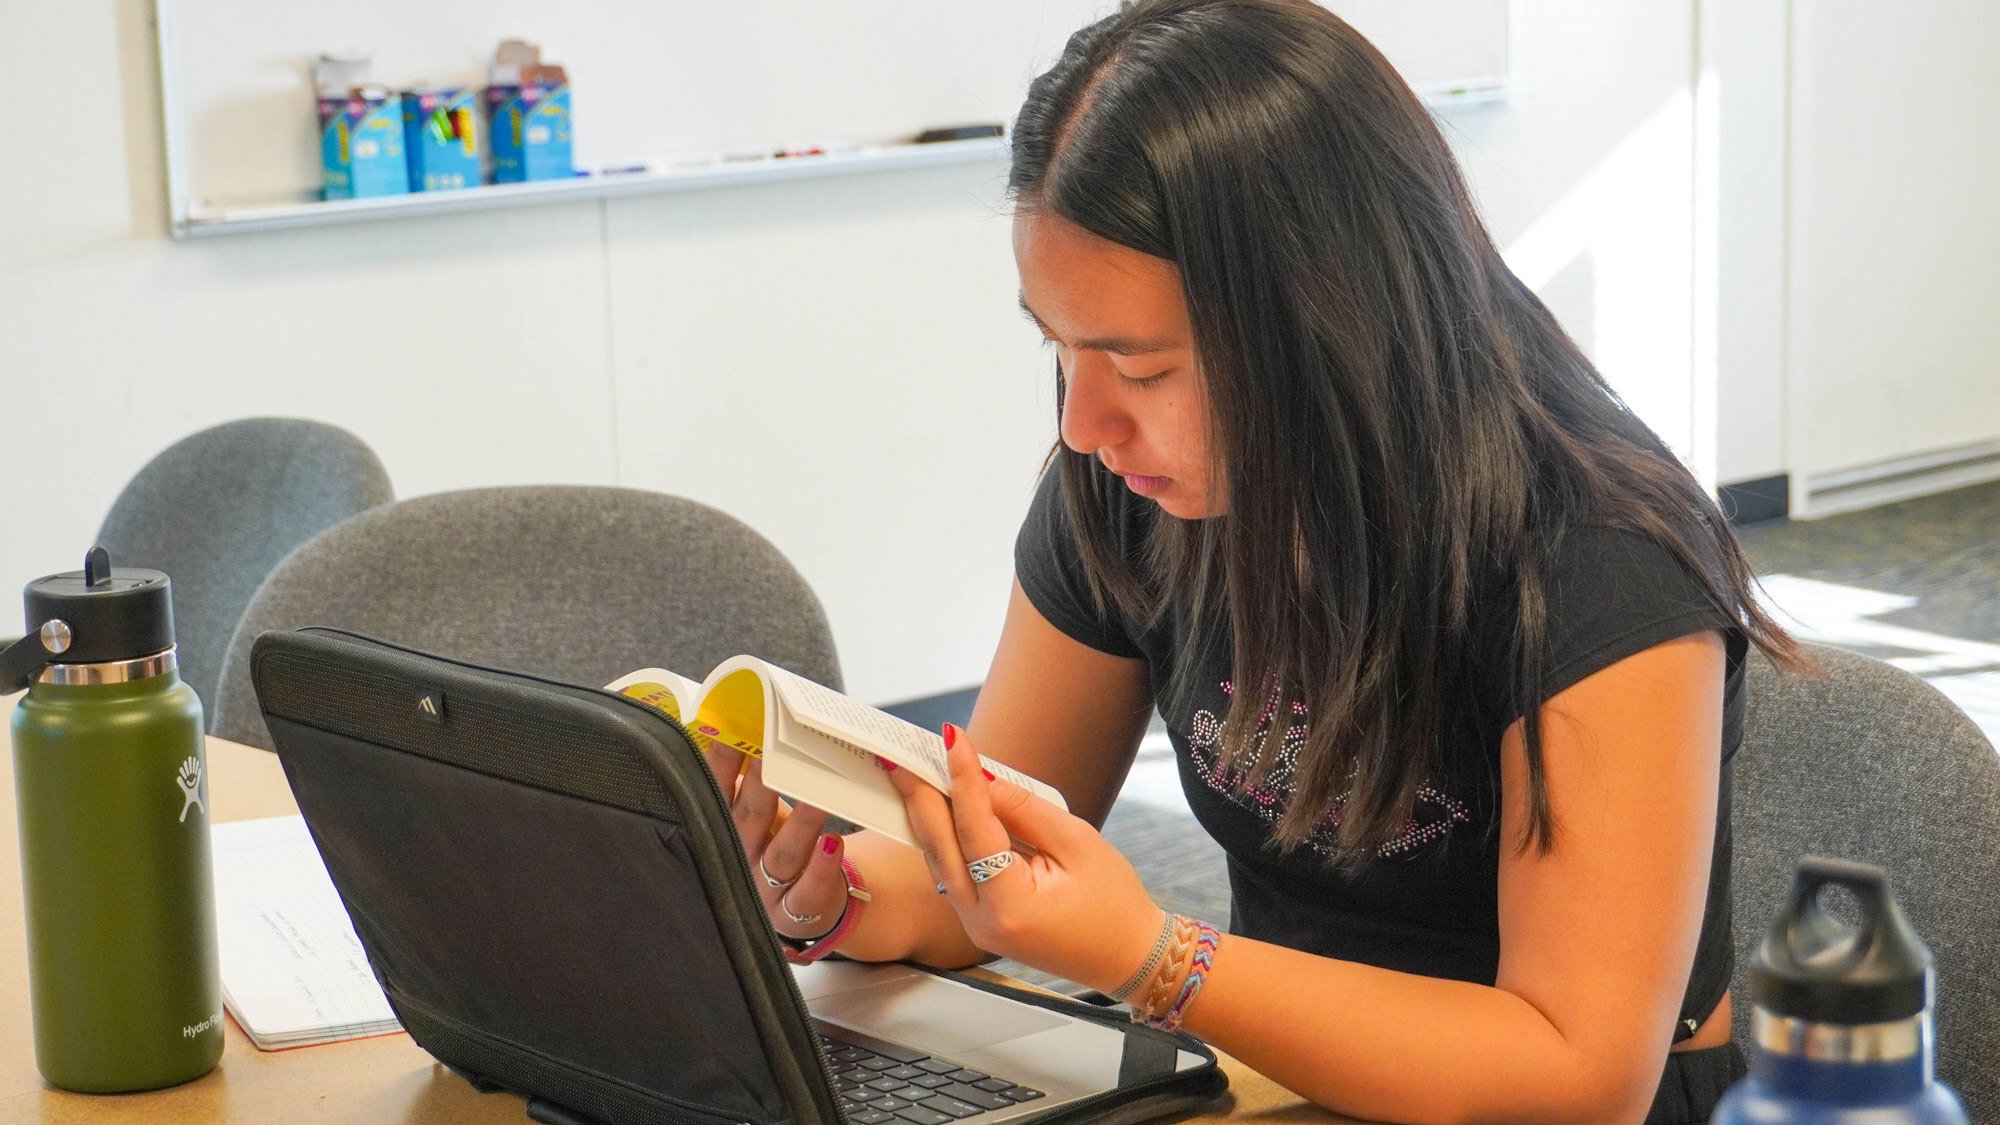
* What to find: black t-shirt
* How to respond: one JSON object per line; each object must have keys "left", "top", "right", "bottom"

{"left": 1014, "top": 461, "right": 1746, "bottom": 1042}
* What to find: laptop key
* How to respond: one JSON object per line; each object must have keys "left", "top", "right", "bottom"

{"left": 860, "top": 1057, "right": 902, "bottom": 1071}
{"left": 883, "top": 1065, "right": 926, "bottom": 1080}
{"left": 934, "top": 1082, "right": 1012, "bottom": 1111}
{"left": 971, "top": 1077, "right": 1013, "bottom": 1092}
{"left": 914, "top": 1058, "right": 960, "bottom": 1075}
{"left": 890, "top": 1109, "right": 954, "bottom": 1125}
{"left": 853, "top": 1113, "right": 897, "bottom": 1125}
{"left": 849, "top": 1087, "right": 887, "bottom": 1102}
{"left": 999, "top": 1086, "right": 1046, "bottom": 1101}
{"left": 867, "top": 1077, "right": 907, "bottom": 1092}
{"left": 909, "top": 1074, "right": 955, "bottom": 1089}
{"left": 946, "top": 1068, "right": 987, "bottom": 1083}
{"left": 873, "top": 1096, "right": 915, "bottom": 1112}
{"left": 889, "top": 1085, "right": 932, "bottom": 1101}
{"left": 918, "top": 1094, "right": 987, "bottom": 1119}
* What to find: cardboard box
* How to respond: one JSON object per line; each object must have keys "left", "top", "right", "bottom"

{"left": 402, "top": 88, "right": 482, "bottom": 192}
{"left": 486, "top": 39, "right": 572, "bottom": 183}
{"left": 315, "top": 54, "right": 409, "bottom": 200}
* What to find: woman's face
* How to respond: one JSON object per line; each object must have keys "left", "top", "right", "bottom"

{"left": 1013, "top": 209, "right": 1219, "bottom": 519}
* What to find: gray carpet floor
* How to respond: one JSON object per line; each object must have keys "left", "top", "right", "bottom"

{"left": 934, "top": 479, "right": 2000, "bottom": 992}
{"left": 1739, "top": 480, "right": 2000, "bottom": 645}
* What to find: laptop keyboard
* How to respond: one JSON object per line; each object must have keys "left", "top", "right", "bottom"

{"left": 820, "top": 1029, "right": 1047, "bottom": 1124}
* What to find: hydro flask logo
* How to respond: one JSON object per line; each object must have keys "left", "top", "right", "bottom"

{"left": 175, "top": 756, "right": 206, "bottom": 823}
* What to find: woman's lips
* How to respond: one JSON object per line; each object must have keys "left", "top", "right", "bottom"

{"left": 1119, "top": 473, "right": 1171, "bottom": 497}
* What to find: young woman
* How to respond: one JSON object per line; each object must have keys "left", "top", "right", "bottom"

{"left": 715, "top": 2, "right": 1804, "bottom": 1120}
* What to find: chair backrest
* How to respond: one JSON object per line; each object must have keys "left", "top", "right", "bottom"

{"left": 212, "top": 485, "right": 842, "bottom": 752}
{"left": 1735, "top": 642, "right": 2000, "bottom": 1115}
{"left": 96, "top": 418, "right": 393, "bottom": 722}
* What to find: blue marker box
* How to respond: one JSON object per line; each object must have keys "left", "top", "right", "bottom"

{"left": 486, "top": 40, "right": 572, "bottom": 183}
{"left": 402, "top": 88, "right": 482, "bottom": 192}
{"left": 318, "top": 87, "right": 410, "bottom": 199}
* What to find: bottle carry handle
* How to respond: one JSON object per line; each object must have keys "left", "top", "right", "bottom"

{"left": 1778, "top": 857, "right": 1888, "bottom": 976}
{"left": 0, "top": 631, "right": 56, "bottom": 694}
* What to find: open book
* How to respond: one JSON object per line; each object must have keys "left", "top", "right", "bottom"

{"left": 606, "top": 657, "right": 1065, "bottom": 849}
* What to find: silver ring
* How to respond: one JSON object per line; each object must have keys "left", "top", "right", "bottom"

{"left": 758, "top": 856, "right": 797, "bottom": 890}
{"left": 779, "top": 896, "right": 823, "bottom": 927}
{"left": 966, "top": 850, "right": 1016, "bottom": 884}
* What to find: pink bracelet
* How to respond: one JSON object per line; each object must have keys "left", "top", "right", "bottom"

{"left": 783, "top": 858, "right": 871, "bottom": 965}
{"left": 1144, "top": 920, "right": 1219, "bottom": 1034}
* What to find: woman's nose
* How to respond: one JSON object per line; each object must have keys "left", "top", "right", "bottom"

{"left": 1058, "top": 350, "right": 1132, "bottom": 455}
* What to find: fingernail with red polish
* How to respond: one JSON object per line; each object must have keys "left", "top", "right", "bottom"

{"left": 879, "top": 757, "right": 897, "bottom": 772}
{"left": 942, "top": 722, "right": 959, "bottom": 750}
{"left": 820, "top": 834, "right": 839, "bottom": 855}
{"left": 981, "top": 769, "right": 995, "bottom": 782}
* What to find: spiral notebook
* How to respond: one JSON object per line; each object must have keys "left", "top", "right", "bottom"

{"left": 209, "top": 815, "right": 402, "bottom": 1050}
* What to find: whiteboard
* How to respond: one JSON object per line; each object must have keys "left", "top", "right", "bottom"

{"left": 160, "top": 0, "right": 1509, "bottom": 213}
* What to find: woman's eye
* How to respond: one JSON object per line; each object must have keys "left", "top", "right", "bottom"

{"left": 1120, "top": 369, "right": 1171, "bottom": 388}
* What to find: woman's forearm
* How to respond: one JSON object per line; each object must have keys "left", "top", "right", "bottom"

{"left": 1178, "top": 935, "right": 1660, "bottom": 1125}
{"left": 835, "top": 830, "right": 991, "bottom": 968}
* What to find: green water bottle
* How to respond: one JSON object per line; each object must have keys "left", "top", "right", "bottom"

{"left": 1, "top": 547, "right": 222, "bottom": 1092}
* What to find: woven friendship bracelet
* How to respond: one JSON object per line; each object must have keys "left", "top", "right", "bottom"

{"left": 1146, "top": 921, "right": 1220, "bottom": 1034}
{"left": 1141, "top": 914, "right": 1198, "bottom": 1021}
{"left": 1108, "top": 910, "right": 1174, "bottom": 1003}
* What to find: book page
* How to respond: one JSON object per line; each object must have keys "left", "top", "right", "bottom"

{"left": 765, "top": 664, "right": 1067, "bottom": 811}
{"left": 605, "top": 668, "right": 702, "bottom": 726}
{"left": 761, "top": 721, "right": 918, "bottom": 848}
{"left": 210, "top": 816, "right": 400, "bottom": 1049}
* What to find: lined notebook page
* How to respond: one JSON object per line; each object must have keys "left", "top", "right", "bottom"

{"left": 210, "top": 815, "right": 401, "bottom": 1050}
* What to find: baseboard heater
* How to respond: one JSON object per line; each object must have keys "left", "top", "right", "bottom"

{"left": 1806, "top": 438, "right": 2000, "bottom": 517}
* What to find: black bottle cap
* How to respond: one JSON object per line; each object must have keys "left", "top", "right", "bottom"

{"left": 1749, "top": 857, "right": 1932, "bottom": 1025}
{"left": 20, "top": 546, "right": 176, "bottom": 666}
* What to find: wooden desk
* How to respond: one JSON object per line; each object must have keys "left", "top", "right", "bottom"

{"left": 1, "top": 692, "right": 1355, "bottom": 1124}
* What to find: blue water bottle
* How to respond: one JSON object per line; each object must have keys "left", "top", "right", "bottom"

{"left": 1714, "top": 857, "right": 1966, "bottom": 1123}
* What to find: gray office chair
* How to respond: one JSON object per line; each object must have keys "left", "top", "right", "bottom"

{"left": 211, "top": 485, "right": 842, "bottom": 752}
{"left": 1734, "top": 643, "right": 2000, "bottom": 1117}
{"left": 93, "top": 418, "right": 393, "bottom": 723}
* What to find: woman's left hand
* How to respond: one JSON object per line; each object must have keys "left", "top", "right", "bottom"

{"left": 884, "top": 723, "right": 1166, "bottom": 994}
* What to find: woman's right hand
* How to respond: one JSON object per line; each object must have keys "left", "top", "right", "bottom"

{"left": 701, "top": 745, "right": 853, "bottom": 944}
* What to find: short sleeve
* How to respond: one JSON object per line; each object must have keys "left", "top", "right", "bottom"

{"left": 1013, "top": 465, "right": 1145, "bottom": 659}
{"left": 1539, "top": 526, "right": 1744, "bottom": 702}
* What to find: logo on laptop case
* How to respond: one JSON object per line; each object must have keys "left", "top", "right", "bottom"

{"left": 175, "top": 756, "right": 206, "bottom": 823}
{"left": 416, "top": 691, "right": 446, "bottom": 723}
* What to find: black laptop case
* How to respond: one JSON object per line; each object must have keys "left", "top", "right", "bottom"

{"left": 249, "top": 628, "right": 1230, "bottom": 1125}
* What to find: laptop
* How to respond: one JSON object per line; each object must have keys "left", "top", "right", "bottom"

{"left": 249, "top": 628, "right": 1223, "bottom": 1125}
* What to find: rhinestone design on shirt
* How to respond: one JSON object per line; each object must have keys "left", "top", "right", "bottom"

{"left": 1183, "top": 680, "right": 1471, "bottom": 860}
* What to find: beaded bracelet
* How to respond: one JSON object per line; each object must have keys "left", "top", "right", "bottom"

{"left": 1143, "top": 920, "right": 1219, "bottom": 1034}
{"left": 1108, "top": 910, "right": 1174, "bottom": 1003}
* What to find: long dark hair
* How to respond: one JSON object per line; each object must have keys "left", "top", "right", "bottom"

{"left": 1010, "top": 0, "right": 1805, "bottom": 869}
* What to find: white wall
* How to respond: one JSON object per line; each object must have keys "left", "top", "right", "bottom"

{"left": 4, "top": 0, "right": 1725, "bottom": 703}
{"left": 0, "top": 1, "right": 1067, "bottom": 706}
{"left": 1452, "top": 0, "right": 1697, "bottom": 467}
{"left": 1704, "top": 0, "right": 1790, "bottom": 485}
